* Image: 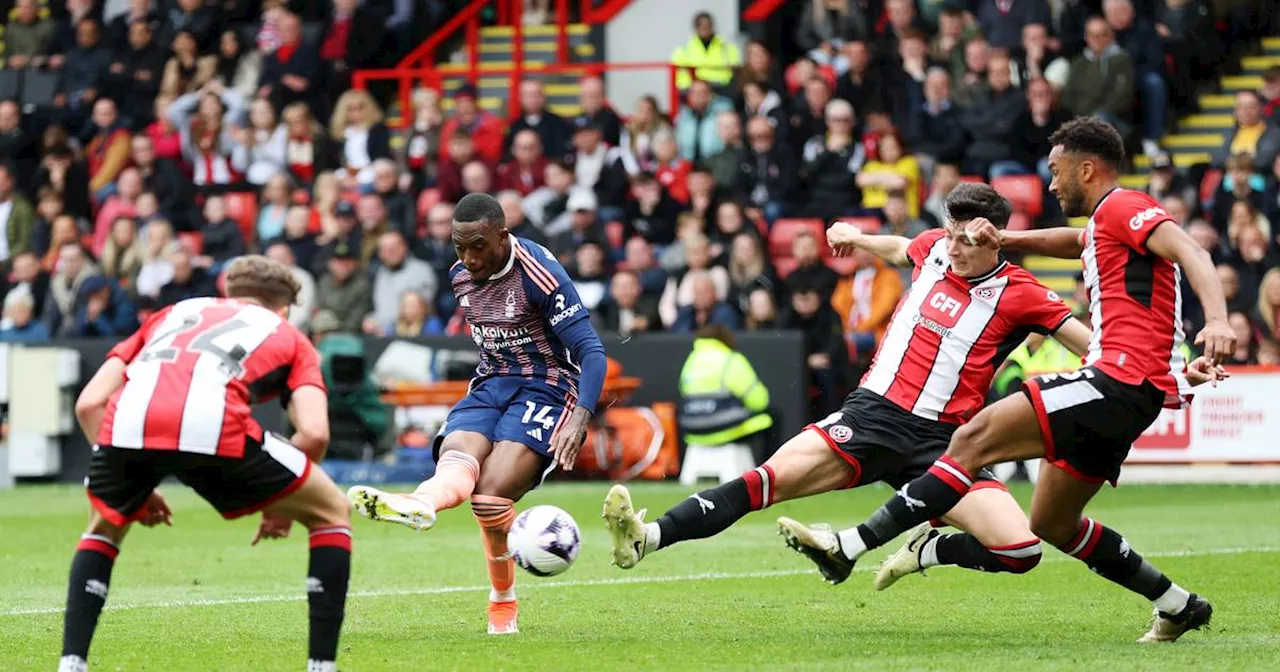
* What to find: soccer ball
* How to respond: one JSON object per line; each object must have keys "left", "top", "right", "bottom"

{"left": 508, "top": 505, "right": 581, "bottom": 577}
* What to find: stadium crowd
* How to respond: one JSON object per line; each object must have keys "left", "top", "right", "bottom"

{"left": 0, "top": 0, "right": 1277, "bottom": 417}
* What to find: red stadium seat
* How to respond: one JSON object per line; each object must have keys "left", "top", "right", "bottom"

{"left": 826, "top": 256, "right": 859, "bottom": 276}
{"left": 223, "top": 192, "right": 258, "bottom": 244}
{"left": 178, "top": 231, "right": 204, "bottom": 255}
{"left": 1006, "top": 212, "right": 1032, "bottom": 232}
{"left": 991, "top": 175, "right": 1044, "bottom": 219}
{"left": 844, "top": 216, "right": 881, "bottom": 234}
{"left": 773, "top": 257, "right": 799, "bottom": 279}
{"left": 768, "top": 218, "right": 825, "bottom": 259}
{"left": 1199, "top": 169, "right": 1222, "bottom": 211}
{"left": 605, "top": 221, "right": 624, "bottom": 249}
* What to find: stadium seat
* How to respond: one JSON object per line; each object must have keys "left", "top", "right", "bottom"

{"left": 1007, "top": 212, "right": 1032, "bottom": 232}
{"left": 1199, "top": 168, "right": 1222, "bottom": 211}
{"left": 992, "top": 175, "right": 1044, "bottom": 219}
{"left": 223, "top": 192, "right": 258, "bottom": 244}
{"left": 959, "top": 175, "right": 985, "bottom": 184}
{"left": 605, "top": 221, "right": 624, "bottom": 249}
{"left": 178, "top": 231, "right": 204, "bottom": 255}
{"left": 827, "top": 256, "right": 859, "bottom": 275}
{"left": 844, "top": 216, "right": 881, "bottom": 234}
{"left": 768, "top": 218, "right": 825, "bottom": 259}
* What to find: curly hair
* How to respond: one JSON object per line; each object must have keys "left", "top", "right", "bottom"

{"left": 224, "top": 255, "right": 301, "bottom": 310}
{"left": 1047, "top": 116, "right": 1125, "bottom": 169}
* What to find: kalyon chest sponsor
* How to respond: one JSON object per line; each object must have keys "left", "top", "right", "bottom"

{"left": 1127, "top": 369, "right": 1280, "bottom": 463}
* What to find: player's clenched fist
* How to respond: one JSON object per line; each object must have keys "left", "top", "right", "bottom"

{"left": 826, "top": 222, "right": 863, "bottom": 256}
{"left": 963, "top": 217, "right": 1002, "bottom": 249}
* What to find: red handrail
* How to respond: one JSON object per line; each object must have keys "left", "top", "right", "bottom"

{"left": 742, "top": 0, "right": 787, "bottom": 21}
{"left": 399, "top": 0, "right": 507, "bottom": 69}
{"left": 353, "top": 61, "right": 681, "bottom": 126}
{"left": 581, "top": 0, "right": 633, "bottom": 23}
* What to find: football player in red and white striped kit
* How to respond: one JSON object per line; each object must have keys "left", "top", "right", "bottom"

{"left": 59, "top": 256, "right": 351, "bottom": 672}
{"left": 786, "top": 117, "right": 1234, "bottom": 643}
{"left": 606, "top": 183, "right": 1130, "bottom": 575}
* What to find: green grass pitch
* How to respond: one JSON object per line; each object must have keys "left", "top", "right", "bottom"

{"left": 3, "top": 481, "right": 1278, "bottom": 671}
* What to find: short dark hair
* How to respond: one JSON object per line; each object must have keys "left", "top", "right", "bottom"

{"left": 453, "top": 192, "right": 505, "bottom": 229}
{"left": 1047, "top": 116, "right": 1125, "bottom": 169}
{"left": 695, "top": 324, "right": 735, "bottom": 349}
{"left": 945, "top": 182, "right": 1013, "bottom": 229}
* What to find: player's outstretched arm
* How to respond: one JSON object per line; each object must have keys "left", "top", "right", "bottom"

{"left": 1049, "top": 317, "right": 1092, "bottom": 357}
{"left": 827, "top": 221, "right": 911, "bottom": 266}
{"left": 288, "top": 385, "right": 331, "bottom": 462}
{"left": 1145, "top": 221, "right": 1236, "bottom": 362}
{"left": 74, "top": 357, "right": 127, "bottom": 442}
{"left": 966, "top": 220, "right": 1085, "bottom": 258}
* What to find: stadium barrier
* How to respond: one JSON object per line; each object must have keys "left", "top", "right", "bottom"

{"left": 1129, "top": 366, "right": 1280, "bottom": 464}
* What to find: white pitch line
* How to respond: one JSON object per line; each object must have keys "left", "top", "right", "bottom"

{"left": 4, "top": 545, "right": 1275, "bottom": 618}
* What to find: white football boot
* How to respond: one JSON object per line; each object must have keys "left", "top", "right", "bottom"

{"left": 602, "top": 484, "right": 649, "bottom": 569}
{"left": 347, "top": 485, "right": 437, "bottom": 531}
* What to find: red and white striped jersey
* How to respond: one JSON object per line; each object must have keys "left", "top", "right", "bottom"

{"left": 861, "top": 229, "right": 1072, "bottom": 425}
{"left": 98, "top": 297, "right": 325, "bottom": 457}
{"left": 1080, "top": 188, "right": 1190, "bottom": 408}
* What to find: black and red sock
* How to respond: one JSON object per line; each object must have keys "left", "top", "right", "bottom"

{"left": 844, "top": 457, "right": 975, "bottom": 558}
{"left": 307, "top": 526, "right": 352, "bottom": 669}
{"left": 925, "top": 533, "right": 1042, "bottom": 574}
{"left": 1058, "top": 518, "right": 1177, "bottom": 602}
{"left": 655, "top": 466, "right": 776, "bottom": 550}
{"left": 61, "top": 534, "right": 119, "bottom": 664}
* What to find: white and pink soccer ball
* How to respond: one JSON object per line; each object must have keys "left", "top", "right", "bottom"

{"left": 508, "top": 505, "right": 581, "bottom": 577}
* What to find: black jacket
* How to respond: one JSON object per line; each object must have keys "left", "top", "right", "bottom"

{"left": 905, "top": 102, "right": 967, "bottom": 163}
{"left": 504, "top": 111, "right": 573, "bottom": 161}
{"left": 735, "top": 146, "right": 797, "bottom": 206}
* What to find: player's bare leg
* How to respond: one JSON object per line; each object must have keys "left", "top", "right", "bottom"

{"left": 265, "top": 465, "right": 353, "bottom": 671}
{"left": 59, "top": 511, "right": 132, "bottom": 672}
{"left": 348, "top": 431, "right": 491, "bottom": 531}
{"left": 472, "top": 441, "right": 543, "bottom": 635}
{"left": 831, "top": 394, "right": 1045, "bottom": 568}
{"left": 604, "top": 429, "right": 854, "bottom": 573}
{"left": 1029, "top": 464, "right": 1212, "bottom": 643}
{"left": 875, "top": 486, "right": 1041, "bottom": 590}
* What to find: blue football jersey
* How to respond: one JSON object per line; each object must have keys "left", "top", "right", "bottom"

{"left": 449, "top": 237, "right": 595, "bottom": 402}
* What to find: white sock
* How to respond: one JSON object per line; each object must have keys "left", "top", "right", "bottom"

{"left": 58, "top": 655, "right": 88, "bottom": 672}
{"left": 490, "top": 587, "right": 516, "bottom": 603}
{"left": 643, "top": 522, "right": 661, "bottom": 555}
{"left": 307, "top": 661, "right": 336, "bottom": 672}
{"left": 1152, "top": 583, "right": 1191, "bottom": 615}
{"left": 918, "top": 535, "right": 941, "bottom": 569}
{"left": 837, "top": 528, "right": 868, "bottom": 561}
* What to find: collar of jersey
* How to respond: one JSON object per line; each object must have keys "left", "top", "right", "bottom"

{"left": 947, "top": 259, "right": 1008, "bottom": 286}
{"left": 487, "top": 238, "right": 519, "bottom": 281}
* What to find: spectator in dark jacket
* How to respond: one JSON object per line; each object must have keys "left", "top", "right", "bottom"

{"left": 0, "top": 102, "right": 39, "bottom": 183}
{"left": 906, "top": 67, "right": 967, "bottom": 166}
{"left": 963, "top": 52, "right": 1026, "bottom": 178}
{"left": 737, "top": 117, "right": 796, "bottom": 224}
{"left": 70, "top": 275, "right": 138, "bottom": 338}
{"left": 779, "top": 279, "right": 848, "bottom": 416}
{"left": 1105, "top": 0, "right": 1167, "bottom": 156}
{"left": 799, "top": 99, "right": 862, "bottom": 220}
{"left": 259, "top": 12, "right": 320, "bottom": 112}
{"left": 195, "top": 196, "right": 247, "bottom": 272}
{"left": 622, "top": 172, "right": 683, "bottom": 246}
{"left": 168, "top": 0, "right": 220, "bottom": 52}
{"left": 56, "top": 18, "right": 110, "bottom": 129}
{"left": 319, "top": 0, "right": 388, "bottom": 103}
{"left": 1156, "top": 0, "right": 1221, "bottom": 111}
{"left": 834, "top": 41, "right": 891, "bottom": 118}
{"left": 976, "top": 0, "right": 1049, "bottom": 51}
{"left": 504, "top": 80, "right": 572, "bottom": 161}
{"left": 107, "top": 0, "right": 167, "bottom": 53}
{"left": 158, "top": 244, "right": 217, "bottom": 307}
{"left": 1013, "top": 78, "right": 1070, "bottom": 184}
{"left": 106, "top": 21, "right": 167, "bottom": 126}
{"left": 672, "top": 270, "right": 741, "bottom": 332}
{"left": 570, "top": 123, "right": 629, "bottom": 218}
{"left": 795, "top": 0, "right": 868, "bottom": 71}
{"left": 1063, "top": 18, "right": 1135, "bottom": 133}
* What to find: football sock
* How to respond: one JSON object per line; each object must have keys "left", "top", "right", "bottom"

{"left": 472, "top": 495, "right": 517, "bottom": 602}
{"left": 307, "top": 526, "right": 352, "bottom": 667}
{"left": 1057, "top": 518, "right": 1185, "bottom": 609}
{"left": 61, "top": 534, "right": 119, "bottom": 662}
{"left": 926, "top": 533, "right": 1042, "bottom": 574}
{"left": 843, "top": 457, "right": 975, "bottom": 560}
{"left": 413, "top": 451, "right": 480, "bottom": 511}
{"left": 654, "top": 466, "right": 775, "bottom": 551}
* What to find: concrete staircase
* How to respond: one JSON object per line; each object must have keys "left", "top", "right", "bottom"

{"left": 437, "top": 23, "right": 595, "bottom": 118}
{"left": 1024, "top": 36, "right": 1280, "bottom": 305}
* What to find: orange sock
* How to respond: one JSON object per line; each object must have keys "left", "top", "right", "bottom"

{"left": 471, "top": 494, "right": 516, "bottom": 601}
{"left": 413, "top": 451, "right": 480, "bottom": 511}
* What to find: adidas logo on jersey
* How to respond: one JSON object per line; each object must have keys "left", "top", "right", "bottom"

{"left": 527, "top": 428, "right": 543, "bottom": 441}
{"left": 460, "top": 296, "right": 470, "bottom": 307}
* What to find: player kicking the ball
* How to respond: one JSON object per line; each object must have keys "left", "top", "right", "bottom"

{"left": 347, "top": 193, "right": 606, "bottom": 635}
{"left": 783, "top": 117, "right": 1235, "bottom": 643}
{"left": 62, "top": 257, "right": 351, "bottom": 672}
{"left": 607, "top": 183, "right": 1161, "bottom": 580}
